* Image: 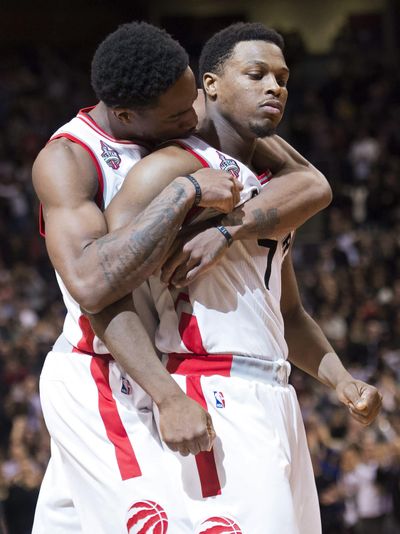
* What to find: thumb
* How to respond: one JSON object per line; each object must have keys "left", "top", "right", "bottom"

{"left": 339, "top": 382, "right": 364, "bottom": 408}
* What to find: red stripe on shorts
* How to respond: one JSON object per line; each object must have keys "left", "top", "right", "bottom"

{"left": 90, "top": 356, "right": 142, "bottom": 480}
{"left": 186, "top": 375, "right": 221, "bottom": 498}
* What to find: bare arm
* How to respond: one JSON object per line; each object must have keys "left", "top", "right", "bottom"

{"left": 161, "top": 135, "right": 332, "bottom": 285}
{"left": 223, "top": 135, "right": 332, "bottom": 241}
{"left": 88, "top": 146, "right": 239, "bottom": 455}
{"left": 34, "top": 140, "right": 238, "bottom": 313}
{"left": 281, "top": 249, "right": 382, "bottom": 425}
{"left": 87, "top": 295, "right": 215, "bottom": 455}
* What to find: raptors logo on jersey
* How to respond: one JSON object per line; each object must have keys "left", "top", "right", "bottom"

{"left": 198, "top": 516, "right": 242, "bottom": 533}
{"left": 100, "top": 140, "right": 121, "bottom": 169}
{"left": 217, "top": 151, "right": 240, "bottom": 177}
{"left": 126, "top": 501, "right": 168, "bottom": 533}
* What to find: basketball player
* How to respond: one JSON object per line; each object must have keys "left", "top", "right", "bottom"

{"left": 98, "top": 23, "right": 382, "bottom": 533}
{"left": 32, "top": 21, "right": 332, "bottom": 534}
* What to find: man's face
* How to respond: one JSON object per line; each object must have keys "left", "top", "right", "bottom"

{"left": 212, "top": 41, "right": 289, "bottom": 138}
{"left": 133, "top": 67, "right": 198, "bottom": 143}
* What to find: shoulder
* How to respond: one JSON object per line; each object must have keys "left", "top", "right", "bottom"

{"left": 33, "top": 137, "right": 99, "bottom": 208}
{"left": 255, "top": 135, "right": 309, "bottom": 174}
{"left": 122, "top": 143, "right": 203, "bottom": 190}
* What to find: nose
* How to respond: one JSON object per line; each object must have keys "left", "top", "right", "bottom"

{"left": 264, "top": 74, "right": 282, "bottom": 96}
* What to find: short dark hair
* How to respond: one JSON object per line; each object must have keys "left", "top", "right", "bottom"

{"left": 199, "top": 22, "right": 284, "bottom": 81}
{"left": 91, "top": 21, "right": 189, "bottom": 109}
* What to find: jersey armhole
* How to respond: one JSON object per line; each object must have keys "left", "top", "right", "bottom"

{"left": 39, "top": 133, "right": 105, "bottom": 237}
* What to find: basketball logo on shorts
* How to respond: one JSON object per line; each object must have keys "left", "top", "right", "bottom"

{"left": 126, "top": 500, "right": 168, "bottom": 533}
{"left": 214, "top": 391, "right": 225, "bottom": 408}
{"left": 198, "top": 516, "right": 242, "bottom": 533}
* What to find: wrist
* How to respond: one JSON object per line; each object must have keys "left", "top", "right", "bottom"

{"left": 174, "top": 176, "right": 197, "bottom": 207}
{"left": 153, "top": 382, "right": 187, "bottom": 408}
{"left": 318, "top": 352, "right": 353, "bottom": 389}
{"left": 220, "top": 221, "right": 246, "bottom": 242}
{"left": 216, "top": 225, "right": 233, "bottom": 246}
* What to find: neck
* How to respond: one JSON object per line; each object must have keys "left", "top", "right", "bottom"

{"left": 88, "top": 103, "right": 131, "bottom": 141}
{"left": 198, "top": 104, "right": 256, "bottom": 166}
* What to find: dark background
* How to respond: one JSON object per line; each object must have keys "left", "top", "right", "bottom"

{"left": 1, "top": 1, "right": 400, "bottom": 532}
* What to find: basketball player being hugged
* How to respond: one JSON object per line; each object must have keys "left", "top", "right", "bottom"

{"left": 32, "top": 21, "right": 335, "bottom": 534}
{"left": 91, "top": 23, "right": 383, "bottom": 534}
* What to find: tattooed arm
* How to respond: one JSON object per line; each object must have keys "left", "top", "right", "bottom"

{"left": 222, "top": 134, "right": 331, "bottom": 240}
{"left": 86, "top": 145, "right": 241, "bottom": 455}
{"left": 33, "top": 140, "right": 230, "bottom": 455}
{"left": 33, "top": 139, "right": 239, "bottom": 313}
{"left": 161, "top": 135, "right": 332, "bottom": 285}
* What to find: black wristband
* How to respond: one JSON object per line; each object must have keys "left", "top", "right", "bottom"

{"left": 184, "top": 174, "right": 202, "bottom": 206}
{"left": 216, "top": 225, "right": 233, "bottom": 246}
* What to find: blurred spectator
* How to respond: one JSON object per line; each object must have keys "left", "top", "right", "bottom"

{"left": 1, "top": 15, "right": 399, "bottom": 533}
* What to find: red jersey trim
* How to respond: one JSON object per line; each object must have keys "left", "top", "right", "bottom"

{"left": 172, "top": 139, "right": 211, "bottom": 168}
{"left": 78, "top": 107, "right": 151, "bottom": 149}
{"left": 257, "top": 169, "right": 273, "bottom": 185}
{"left": 40, "top": 133, "right": 105, "bottom": 237}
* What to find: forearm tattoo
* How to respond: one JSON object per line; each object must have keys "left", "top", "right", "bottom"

{"left": 252, "top": 208, "right": 280, "bottom": 235}
{"left": 96, "top": 181, "right": 190, "bottom": 292}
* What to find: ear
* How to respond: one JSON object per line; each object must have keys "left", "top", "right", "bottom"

{"left": 112, "top": 108, "right": 136, "bottom": 125}
{"left": 203, "top": 72, "right": 219, "bottom": 100}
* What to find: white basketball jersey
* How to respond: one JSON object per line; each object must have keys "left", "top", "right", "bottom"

{"left": 150, "top": 135, "right": 293, "bottom": 362}
{"left": 44, "top": 107, "right": 150, "bottom": 354}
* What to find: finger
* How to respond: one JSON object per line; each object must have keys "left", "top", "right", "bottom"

{"left": 161, "top": 251, "right": 188, "bottom": 284}
{"left": 178, "top": 262, "right": 212, "bottom": 286}
{"left": 206, "top": 415, "right": 216, "bottom": 451}
{"left": 339, "top": 382, "right": 363, "bottom": 408}
{"left": 171, "top": 258, "right": 200, "bottom": 287}
{"left": 186, "top": 440, "right": 202, "bottom": 456}
{"left": 231, "top": 178, "right": 243, "bottom": 206}
{"left": 359, "top": 389, "right": 383, "bottom": 412}
{"left": 348, "top": 406, "right": 377, "bottom": 425}
{"left": 177, "top": 447, "right": 191, "bottom": 457}
{"left": 165, "top": 441, "right": 179, "bottom": 453}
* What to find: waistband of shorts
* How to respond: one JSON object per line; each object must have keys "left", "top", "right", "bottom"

{"left": 52, "top": 334, "right": 112, "bottom": 360}
{"left": 164, "top": 353, "right": 290, "bottom": 385}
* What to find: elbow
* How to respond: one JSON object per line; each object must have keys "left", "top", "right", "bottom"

{"left": 313, "top": 171, "right": 332, "bottom": 211}
{"left": 69, "top": 278, "right": 110, "bottom": 315}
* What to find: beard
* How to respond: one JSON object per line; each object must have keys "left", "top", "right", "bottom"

{"left": 249, "top": 122, "right": 276, "bottom": 138}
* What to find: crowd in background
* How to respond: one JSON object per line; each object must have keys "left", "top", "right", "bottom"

{"left": 0, "top": 18, "right": 399, "bottom": 534}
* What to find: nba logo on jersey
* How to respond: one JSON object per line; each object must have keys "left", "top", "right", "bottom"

{"left": 121, "top": 377, "right": 132, "bottom": 395}
{"left": 100, "top": 140, "right": 121, "bottom": 170}
{"left": 217, "top": 151, "right": 240, "bottom": 178}
{"left": 214, "top": 391, "right": 225, "bottom": 408}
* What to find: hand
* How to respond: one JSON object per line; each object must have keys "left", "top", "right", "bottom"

{"left": 161, "top": 226, "right": 228, "bottom": 286}
{"left": 191, "top": 168, "right": 243, "bottom": 213}
{"left": 157, "top": 393, "right": 216, "bottom": 456}
{"left": 335, "top": 379, "right": 382, "bottom": 425}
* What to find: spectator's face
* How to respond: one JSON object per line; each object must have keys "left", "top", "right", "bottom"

{"left": 205, "top": 41, "right": 289, "bottom": 138}
{"left": 128, "top": 67, "right": 198, "bottom": 143}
